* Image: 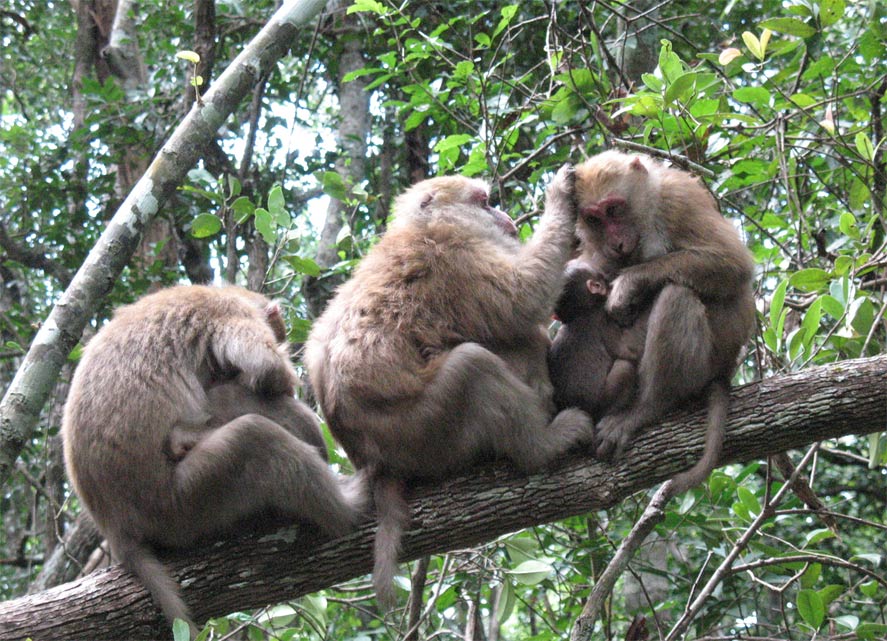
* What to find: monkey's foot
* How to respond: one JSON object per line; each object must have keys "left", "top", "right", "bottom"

{"left": 594, "top": 414, "right": 637, "bottom": 461}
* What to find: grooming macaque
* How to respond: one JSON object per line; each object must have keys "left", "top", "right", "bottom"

{"left": 305, "top": 166, "right": 594, "bottom": 606}
{"left": 573, "top": 150, "right": 755, "bottom": 493}
{"left": 548, "top": 258, "right": 648, "bottom": 418}
{"left": 62, "top": 285, "right": 365, "bottom": 632}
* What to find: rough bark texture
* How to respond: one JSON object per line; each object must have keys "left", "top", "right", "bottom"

{"left": 0, "top": 355, "right": 883, "bottom": 641}
{"left": 0, "top": 0, "right": 330, "bottom": 488}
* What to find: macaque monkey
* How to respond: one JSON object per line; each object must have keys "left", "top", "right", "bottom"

{"left": 548, "top": 258, "right": 648, "bottom": 418}
{"left": 305, "top": 166, "right": 594, "bottom": 606}
{"left": 574, "top": 150, "right": 755, "bottom": 493}
{"left": 62, "top": 285, "right": 366, "bottom": 633}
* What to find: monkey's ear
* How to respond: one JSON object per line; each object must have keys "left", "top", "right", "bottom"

{"left": 586, "top": 279, "right": 608, "bottom": 296}
{"left": 420, "top": 192, "right": 434, "bottom": 209}
{"left": 629, "top": 157, "right": 648, "bottom": 174}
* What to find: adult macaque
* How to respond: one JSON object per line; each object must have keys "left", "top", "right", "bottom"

{"left": 305, "top": 167, "right": 594, "bottom": 606}
{"left": 574, "top": 150, "right": 755, "bottom": 493}
{"left": 548, "top": 258, "right": 648, "bottom": 418}
{"left": 62, "top": 285, "right": 366, "bottom": 632}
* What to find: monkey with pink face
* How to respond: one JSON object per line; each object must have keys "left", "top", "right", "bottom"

{"left": 550, "top": 150, "right": 755, "bottom": 494}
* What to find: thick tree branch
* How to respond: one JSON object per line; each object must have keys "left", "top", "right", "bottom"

{"left": 0, "top": 0, "right": 330, "bottom": 488}
{"left": 0, "top": 355, "right": 883, "bottom": 641}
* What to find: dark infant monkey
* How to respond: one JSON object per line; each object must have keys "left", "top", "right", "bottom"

{"left": 548, "top": 256, "right": 648, "bottom": 419}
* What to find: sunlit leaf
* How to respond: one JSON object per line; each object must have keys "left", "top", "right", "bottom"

{"left": 175, "top": 50, "right": 200, "bottom": 64}
{"left": 718, "top": 47, "right": 742, "bottom": 65}
{"left": 190, "top": 213, "right": 222, "bottom": 238}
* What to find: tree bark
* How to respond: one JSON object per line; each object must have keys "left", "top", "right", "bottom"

{"left": 0, "top": 355, "right": 883, "bottom": 641}
{"left": 0, "top": 0, "right": 330, "bottom": 489}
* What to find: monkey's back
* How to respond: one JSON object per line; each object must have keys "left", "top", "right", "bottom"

{"left": 62, "top": 286, "right": 274, "bottom": 532}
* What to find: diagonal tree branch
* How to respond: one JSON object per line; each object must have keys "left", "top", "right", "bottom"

{"left": 0, "top": 355, "right": 883, "bottom": 641}
{"left": 0, "top": 0, "right": 330, "bottom": 488}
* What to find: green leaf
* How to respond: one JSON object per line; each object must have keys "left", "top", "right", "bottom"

{"left": 175, "top": 50, "right": 200, "bottom": 64}
{"left": 267, "top": 185, "right": 289, "bottom": 226}
{"left": 804, "top": 528, "right": 836, "bottom": 548}
{"left": 453, "top": 60, "right": 474, "bottom": 79}
{"left": 347, "top": 0, "right": 387, "bottom": 15}
{"left": 857, "top": 623, "right": 887, "bottom": 639}
{"left": 657, "top": 40, "right": 683, "bottom": 82}
{"left": 800, "top": 563, "right": 821, "bottom": 588}
{"left": 283, "top": 255, "right": 322, "bottom": 277}
{"left": 172, "top": 618, "right": 191, "bottom": 641}
{"left": 819, "top": 0, "right": 845, "bottom": 27}
{"left": 759, "top": 18, "right": 817, "bottom": 38}
{"left": 855, "top": 132, "right": 874, "bottom": 161}
{"left": 797, "top": 589, "right": 825, "bottom": 628}
{"left": 801, "top": 297, "right": 822, "bottom": 341}
{"left": 190, "top": 213, "right": 222, "bottom": 238}
{"left": 860, "top": 580, "right": 879, "bottom": 598}
{"left": 737, "top": 486, "right": 761, "bottom": 516}
{"left": 232, "top": 196, "right": 255, "bottom": 223}
{"left": 255, "top": 604, "right": 297, "bottom": 627}
{"left": 742, "top": 31, "right": 763, "bottom": 60}
{"left": 493, "top": 5, "right": 518, "bottom": 38}
{"left": 789, "top": 268, "right": 830, "bottom": 292}
{"left": 834, "top": 615, "right": 859, "bottom": 631}
{"left": 321, "top": 171, "right": 348, "bottom": 201}
{"left": 732, "top": 86, "right": 770, "bottom": 106}
{"left": 769, "top": 279, "right": 788, "bottom": 328}
{"left": 551, "top": 94, "right": 580, "bottom": 124}
{"left": 664, "top": 71, "right": 697, "bottom": 106}
{"left": 496, "top": 579, "right": 516, "bottom": 624}
{"left": 504, "top": 536, "right": 539, "bottom": 565}
{"left": 227, "top": 175, "right": 241, "bottom": 198}
{"left": 507, "top": 560, "right": 553, "bottom": 586}
{"left": 819, "top": 295, "right": 844, "bottom": 320}
{"left": 642, "top": 73, "right": 663, "bottom": 92}
{"left": 434, "top": 133, "right": 473, "bottom": 152}
{"left": 254, "top": 208, "right": 275, "bottom": 244}
{"left": 819, "top": 584, "right": 845, "bottom": 607}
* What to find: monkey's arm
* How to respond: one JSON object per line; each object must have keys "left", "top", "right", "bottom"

{"left": 212, "top": 319, "right": 298, "bottom": 395}
{"left": 607, "top": 247, "right": 752, "bottom": 324}
{"left": 508, "top": 165, "right": 578, "bottom": 321}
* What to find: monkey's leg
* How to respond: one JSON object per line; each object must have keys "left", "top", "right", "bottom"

{"left": 170, "top": 415, "right": 364, "bottom": 544}
{"left": 205, "top": 382, "right": 328, "bottom": 460}
{"left": 596, "top": 285, "right": 714, "bottom": 460}
{"left": 410, "top": 342, "right": 594, "bottom": 475}
{"left": 600, "top": 359, "right": 638, "bottom": 414}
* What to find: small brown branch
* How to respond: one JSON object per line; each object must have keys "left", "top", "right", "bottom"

{"left": 405, "top": 556, "right": 430, "bottom": 641}
{"left": 571, "top": 481, "right": 677, "bottom": 641}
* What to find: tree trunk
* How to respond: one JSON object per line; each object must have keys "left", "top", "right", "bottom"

{"left": 0, "top": 355, "right": 883, "bottom": 641}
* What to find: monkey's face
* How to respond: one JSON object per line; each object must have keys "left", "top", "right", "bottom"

{"left": 576, "top": 152, "right": 649, "bottom": 263}
{"left": 394, "top": 175, "right": 519, "bottom": 239}
{"left": 554, "top": 259, "right": 608, "bottom": 322}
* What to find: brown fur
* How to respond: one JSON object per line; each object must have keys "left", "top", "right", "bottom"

{"left": 62, "top": 285, "right": 366, "bottom": 633}
{"left": 305, "top": 167, "right": 594, "bottom": 606}
{"left": 549, "top": 257, "right": 648, "bottom": 418}
{"left": 574, "top": 151, "right": 755, "bottom": 493}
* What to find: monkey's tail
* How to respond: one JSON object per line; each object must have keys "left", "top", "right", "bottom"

{"left": 372, "top": 474, "right": 410, "bottom": 609}
{"left": 109, "top": 533, "right": 196, "bottom": 634}
{"left": 671, "top": 378, "right": 729, "bottom": 494}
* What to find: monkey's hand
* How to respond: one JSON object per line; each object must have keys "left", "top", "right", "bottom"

{"left": 544, "top": 164, "right": 577, "bottom": 222}
{"left": 605, "top": 272, "right": 651, "bottom": 326}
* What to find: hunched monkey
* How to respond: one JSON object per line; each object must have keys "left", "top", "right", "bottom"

{"left": 305, "top": 166, "right": 594, "bottom": 606}
{"left": 548, "top": 257, "right": 648, "bottom": 418}
{"left": 62, "top": 285, "right": 366, "bottom": 632}
{"left": 574, "top": 150, "right": 755, "bottom": 493}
